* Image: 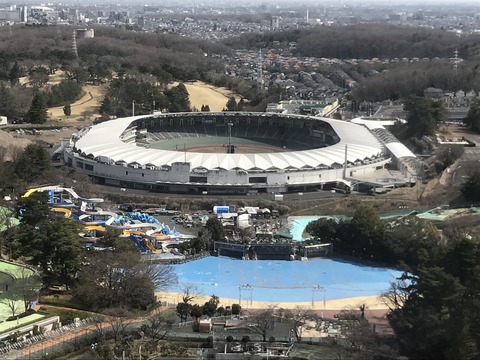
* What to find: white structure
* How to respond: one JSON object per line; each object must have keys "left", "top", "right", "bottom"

{"left": 76, "top": 28, "right": 94, "bottom": 38}
{"left": 60, "top": 112, "right": 413, "bottom": 194}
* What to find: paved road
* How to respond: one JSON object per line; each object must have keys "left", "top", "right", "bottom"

{"left": 92, "top": 182, "right": 349, "bottom": 203}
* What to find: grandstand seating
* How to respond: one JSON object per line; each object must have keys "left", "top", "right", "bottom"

{"left": 142, "top": 119, "right": 325, "bottom": 150}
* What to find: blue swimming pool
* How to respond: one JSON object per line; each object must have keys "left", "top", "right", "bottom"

{"left": 170, "top": 256, "right": 402, "bottom": 303}
{"left": 288, "top": 216, "right": 344, "bottom": 241}
{"left": 289, "top": 216, "right": 321, "bottom": 241}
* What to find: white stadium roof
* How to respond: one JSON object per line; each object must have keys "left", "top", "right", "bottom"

{"left": 73, "top": 113, "right": 384, "bottom": 171}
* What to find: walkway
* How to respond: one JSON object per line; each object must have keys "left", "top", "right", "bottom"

{"left": 14, "top": 306, "right": 168, "bottom": 359}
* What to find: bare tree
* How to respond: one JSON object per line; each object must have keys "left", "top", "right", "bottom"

{"left": 381, "top": 278, "right": 410, "bottom": 311}
{"left": 15, "top": 266, "right": 41, "bottom": 313}
{"left": 180, "top": 283, "right": 200, "bottom": 304}
{"left": 141, "top": 312, "right": 175, "bottom": 343}
{"left": 0, "top": 266, "right": 40, "bottom": 316}
{"left": 335, "top": 309, "right": 377, "bottom": 357}
{"left": 1, "top": 290, "right": 20, "bottom": 317}
{"left": 246, "top": 306, "right": 277, "bottom": 342}
{"left": 0, "top": 207, "right": 17, "bottom": 259}
{"left": 92, "top": 315, "right": 108, "bottom": 341}
{"left": 284, "top": 306, "right": 312, "bottom": 342}
{"left": 102, "top": 307, "right": 134, "bottom": 342}
{"left": 146, "top": 263, "right": 177, "bottom": 291}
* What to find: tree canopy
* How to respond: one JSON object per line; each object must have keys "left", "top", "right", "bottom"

{"left": 461, "top": 169, "right": 480, "bottom": 202}
{"left": 403, "top": 96, "right": 445, "bottom": 138}
{"left": 25, "top": 92, "right": 48, "bottom": 124}
{"left": 13, "top": 216, "right": 83, "bottom": 287}
{"left": 74, "top": 249, "right": 176, "bottom": 311}
{"left": 305, "top": 206, "right": 442, "bottom": 268}
{"left": 14, "top": 143, "right": 51, "bottom": 184}
{"left": 464, "top": 99, "right": 480, "bottom": 133}
{"left": 386, "top": 235, "right": 480, "bottom": 359}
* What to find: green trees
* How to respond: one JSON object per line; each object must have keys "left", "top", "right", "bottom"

{"left": 100, "top": 78, "right": 168, "bottom": 117}
{"left": 306, "top": 205, "right": 387, "bottom": 262}
{"left": 14, "top": 191, "right": 80, "bottom": 288}
{"left": 8, "top": 62, "right": 20, "bottom": 86}
{"left": 202, "top": 295, "right": 219, "bottom": 317}
{"left": 464, "top": 99, "right": 480, "bottom": 133}
{"left": 0, "top": 82, "right": 19, "bottom": 120}
{"left": 386, "top": 235, "right": 480, "bottom": 359}
{"left": 13, "top": 216, "right": 83, "bottom": 287}
{"left": 16, "top": 191, "right": 49, "bottom": 226}
{"left": 74, "top": 249, "right": 176, "bottom": 311}
{"left": 165, "top": 83, "right": 191, "bottom": 113}
{"left": 305, "top": 218, "right": 338, "bottom": 243}
{"left": 14, "top": 143, "right": 51, "bottom": 183}
{"left": 46, "top": 79, "right": 82, "bottom": 107}
{"left": 403, "top": 96, "right": 445, "bottom": 138}
{"left": 346, "top": 205, "right": 386, "bottom": 260}
{"left": 176, "top": 302, "right": 191, "bottom": 323}
{"left": 99, "top": 96, "right": 113, "bottom": 116}
{"left": 25, "top": 92, "right": 48, "bottom": 124}
{"left": 205, "top": 217, "right": 225, "bottom": 242}
{"left": 305, "top": 206, "right": 442, "bottom": 268}
{"left": 461, "top": 169, "right": 480, "bottom": 202}
{"left": 224, "top": 96, "right": 238, "bottom": 111}
{"left": 68, "top": 66, "right": 90, "bottom": 85}
{"left": 28, "top": 66, "right": 49, "bottom": 88}
{"left": 175, "top": 290, "right": 222, "bottom": 328}
{"left": 384, "top": 217, "right": 441, "bottom": 267}
{"left": 63, "top": 103, "right": 71, "bottom": 117}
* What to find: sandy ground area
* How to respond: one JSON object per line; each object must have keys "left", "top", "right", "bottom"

{"left": 155, "top": 291, "right": 388, "bottom": 311}
{"left": 172, "top": 81, "right": 241, "bottom": 112}
{"left": 19, "top": 70, "right": 104, "bottom": 121}
{"left": 48, "top": 84, "right": 104, "bottom": 119}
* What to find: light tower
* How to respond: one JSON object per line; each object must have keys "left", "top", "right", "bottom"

{"left": 227, "top": 122, "right": 234, "bottom": 154}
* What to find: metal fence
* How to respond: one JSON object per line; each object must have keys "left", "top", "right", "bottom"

{"left": 0, "top": 318, "right": 96, "bottom": 360}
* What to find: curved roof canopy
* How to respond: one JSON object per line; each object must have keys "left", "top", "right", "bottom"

{"left": 74, "top": 113, "right": 384, "bottom": 171}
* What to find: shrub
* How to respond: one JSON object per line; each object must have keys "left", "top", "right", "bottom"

{"left": 241, "top": 335, "right": 250, "bottom": 343}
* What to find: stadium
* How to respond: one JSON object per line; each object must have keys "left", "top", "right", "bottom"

{"left": 60, "top": 112, "right": 417, "bottom": 194}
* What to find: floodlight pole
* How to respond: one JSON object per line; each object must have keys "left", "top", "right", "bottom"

{"left": 312, "top": 285, "right": 325, "bottom": 309}
{"left": 239, "top": 284, "right": 253, "bottom": 307}
{"left": 228, "top": 122, "right": 233, "bottom": 147}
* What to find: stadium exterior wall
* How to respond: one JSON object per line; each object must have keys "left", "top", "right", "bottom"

{"left": 61, "top": 112, "right": 390, "bottom": 194}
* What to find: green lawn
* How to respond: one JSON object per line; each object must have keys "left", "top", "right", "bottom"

{"left": 0, "top": 313, "right": 45, "bottom": 333}
{"left": 0, "top": 261, "right": 34, "bottom": 279}
{"left": 0, "top": 261, "right": 37, "bottom": 323}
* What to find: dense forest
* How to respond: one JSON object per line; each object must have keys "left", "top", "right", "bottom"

{"left": 2, "top": 24, "right": 480, "bottom": 119}
{"left": 0, "top": 24, "right": 274, "bottom": 120}
{"left": 225, "top": 24, "right": 479, "bottom": 59}
{"left": 306, "top": 205, "right": 480, "bottom": 359}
